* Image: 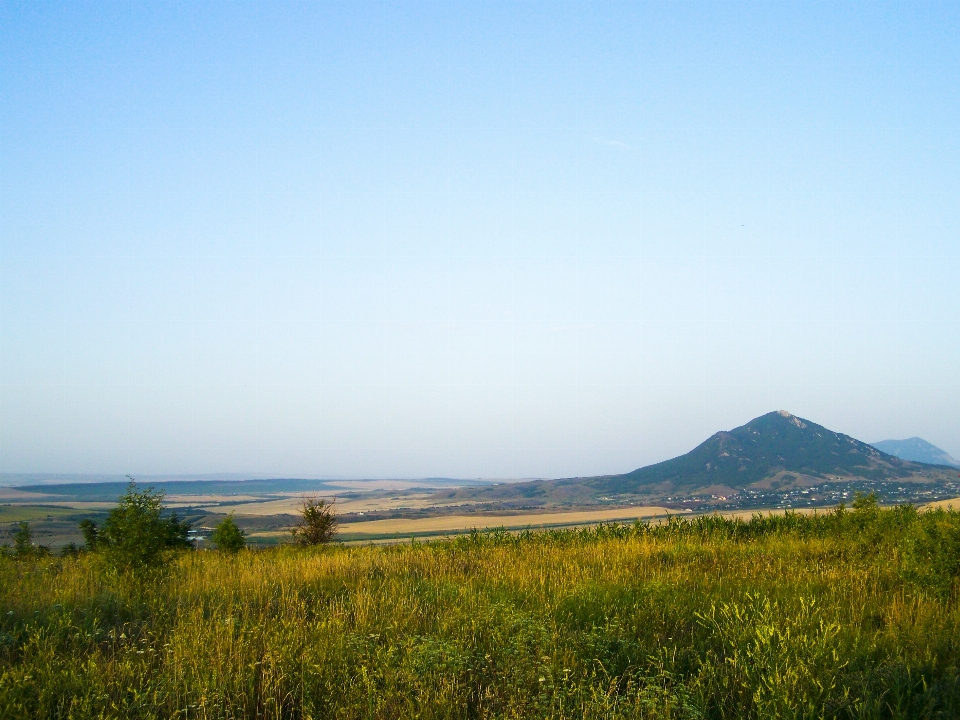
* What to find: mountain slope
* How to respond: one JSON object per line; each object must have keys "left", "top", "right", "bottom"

{"left": 871, "top": 438, "right": 959, "bottom": 468}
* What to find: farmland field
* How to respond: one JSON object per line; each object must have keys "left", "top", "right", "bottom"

{"left": 921, "top": 497, "right": 960, "bottom": 511}
{"left": 326, "top": 506, "right": 677, "bottom": 542}
{"left": 3, "top": 504, "right": 960, "bottom": 718}
{"left": 0, "top": 477, "right": 515, "bottom": 548}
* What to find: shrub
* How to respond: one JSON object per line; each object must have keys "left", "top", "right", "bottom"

{"left": 211, "top": 514, "right": 246, "bottom": 552}
{"left": 291, "top": 497, "right": 338, "bottom": 546}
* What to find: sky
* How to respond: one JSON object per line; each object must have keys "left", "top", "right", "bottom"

{"left": 2, "top": 1, "right": 959, "bottom": 478}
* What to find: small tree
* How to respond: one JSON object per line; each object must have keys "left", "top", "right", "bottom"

{"left": 291, "top": 497, "right": 338, "bottom": 546}
{"left": 12, "top": 522, "right": 33, "bottom": 558}
{"left": 79, "top": 519, "right": 100, "bottom": 551}
{"left": 211, "top": 514, "right": 246, "bottom": 552}
{"left": 164, "top": 511, "right": 193, "bottom": 550}
{"left": 853, "top": 491, "right": 880, "bottom": 512}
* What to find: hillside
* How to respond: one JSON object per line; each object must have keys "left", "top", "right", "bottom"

{"left": 871, "top": 438, "right": 960, "bottom": 467}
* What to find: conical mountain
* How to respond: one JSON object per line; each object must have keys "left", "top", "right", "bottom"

{"left": 590, "top": 411, "right": 935, "bottom": 496}
{"left": 438, "top": 411, "right": 955, "bottom": 507}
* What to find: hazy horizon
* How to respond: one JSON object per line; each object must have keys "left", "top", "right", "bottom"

{"left": 3, "top": 2, "right": 959, "bottom": 477}
{"left": 0, "top": 411, "right": 954, "bottom": 483}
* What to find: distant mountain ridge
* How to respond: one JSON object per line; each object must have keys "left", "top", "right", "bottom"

{"left": 871, "top": 438, "right": 959, "bottom": 468}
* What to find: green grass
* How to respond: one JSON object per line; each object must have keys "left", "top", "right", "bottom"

{"left": 3, "top": 504, "right": 960, "bottom": 718}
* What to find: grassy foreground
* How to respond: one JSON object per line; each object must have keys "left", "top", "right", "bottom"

{"left": 3, "top": 504, "right": 960, "bottom": 719}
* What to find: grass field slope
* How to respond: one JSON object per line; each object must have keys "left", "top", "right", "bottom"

{"left": 3, "top": 502, "right": 960, "bottom": 718}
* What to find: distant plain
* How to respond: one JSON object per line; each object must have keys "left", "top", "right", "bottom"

{"left": 4, "top": 475, "right": 959, "bottom": 549}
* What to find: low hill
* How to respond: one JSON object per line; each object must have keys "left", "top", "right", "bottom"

{"left": 871, "top": 438, "right": 959, "bottom": 467}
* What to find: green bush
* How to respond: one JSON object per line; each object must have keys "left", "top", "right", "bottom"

{"left": 210, "top": 514, "right": 246, "bottom": 552}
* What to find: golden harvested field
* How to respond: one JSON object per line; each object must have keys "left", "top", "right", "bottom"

{"left": 245, "top": 507, "right": 849, "bottom": 545}
{"left": 327, "top": 479, "right": 479, "bottom": 491}
{"left": 923, "top": 497, "right": 960, "bottom": 511}
{"left": 163, "top": 494, "right": 267, "bottom": 505}
{"left": 333, "top": 506, "right": 852, "bottom": 542}
{"left": 246, "top": 506, "right": 680, "bottom": 544}
{"left": 338, "top": 506, "right": 676, "bottom": 537}
{"left": 216, "top": 493, "right": 471, "bottom": 516}
{"left": 0, "top": 487, "right": 52, "bottom": 502}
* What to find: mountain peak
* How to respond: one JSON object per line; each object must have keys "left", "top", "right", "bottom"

{"left": 770, "top": 410, "right": 806, "bottom": 428}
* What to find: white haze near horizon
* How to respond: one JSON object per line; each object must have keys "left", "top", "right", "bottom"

{"left": 2, "top": 2, "right": 959, "bottom": 477}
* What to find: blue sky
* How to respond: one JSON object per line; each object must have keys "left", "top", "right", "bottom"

{"left": 2, "top": 1, "right": 959, "bottom": 477}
